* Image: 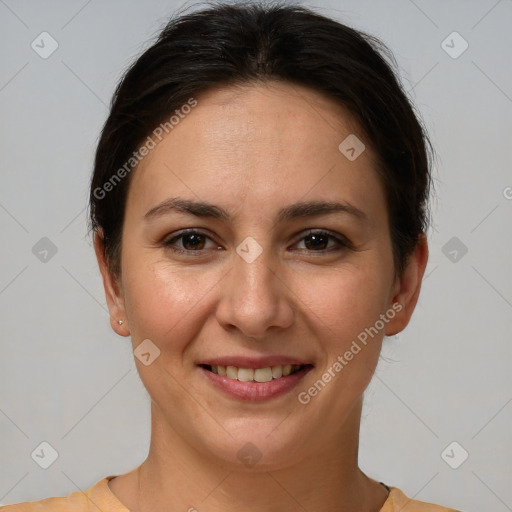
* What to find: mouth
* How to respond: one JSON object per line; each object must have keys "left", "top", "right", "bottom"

{"left": 198, "top": 363, "right": 311, "bottom": 383}
{"left": 197, "top": 361, "right": 314, "bottom": 401}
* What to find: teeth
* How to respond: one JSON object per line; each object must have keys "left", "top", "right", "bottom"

{"left": 226, "top": 366, "right": 238, "bottom": 379}
{"left": 254, "top": 367, "right": 273, "bottom": 382}
{"left": 208, "top": 364, "right": 303, "bottom": 382}
{"left": 271, "top": 366, "right": 282, "bottom": 378}
{"left": 238, "top": 368, "right": 254, "bottom": 382}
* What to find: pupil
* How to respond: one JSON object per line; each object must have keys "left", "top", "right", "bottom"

{"left": 183, "top": 234, "right": 205, "bottom": 250}
{"left": 305, "top": 234, "right": 327, "bottom": 250}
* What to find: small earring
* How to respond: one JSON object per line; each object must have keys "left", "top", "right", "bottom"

{"left": 118, "top": 320, "right": 124, "bottom": 325}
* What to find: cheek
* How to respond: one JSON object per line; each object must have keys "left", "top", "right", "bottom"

{"left": 294, "top": 260, "right": 392, "bottom": 383}
{"left": 121, "top": 261, "right": 216, "bottom": 404}
{"left": 122, "top": 258, "right": 212, "bottom": 349}
{"left": 296, "top": 261, "right": 392, "bottom": 337}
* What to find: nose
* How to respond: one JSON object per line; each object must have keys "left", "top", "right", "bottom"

{"left": 215, "top": 242, "right": 294, "bottom": 339}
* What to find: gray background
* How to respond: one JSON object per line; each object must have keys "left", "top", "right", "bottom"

{"left": 0, "top": 0, "right": 511, "bottom": 510}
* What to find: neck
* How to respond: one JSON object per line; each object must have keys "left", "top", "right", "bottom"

{"left": 110, "top": 398, "right": 388, "bottom": 512}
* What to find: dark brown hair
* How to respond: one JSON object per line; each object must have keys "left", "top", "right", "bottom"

{"left": 89, "top": 1, "right": 433, "bottom": 277}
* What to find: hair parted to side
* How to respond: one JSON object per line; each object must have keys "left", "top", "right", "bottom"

{"left": 89, "top": 1, "right": 434, "bottom": 278}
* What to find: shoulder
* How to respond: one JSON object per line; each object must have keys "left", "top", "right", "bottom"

{"left": 0, "top": 477, "right": 128, "bottom": 512}
{"left": 0, "top": 493, "right": 85, "bottom": 512}
{"left": 382, "top": 487, "right": 462, "bottom": 512}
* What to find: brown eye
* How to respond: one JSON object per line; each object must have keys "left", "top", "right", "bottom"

{"left": 164, "top": 230, "right": 217, "bottom": 253}
{"left": 295, "top": 230, "right": 352, "bottom": 252}
{"left": 180, "top": 233, "right": 206, "bottom": 250}
{"left": 303, "top": 233, "right": 330, "bottom": 250}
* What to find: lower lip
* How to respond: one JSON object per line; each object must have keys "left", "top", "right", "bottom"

{"left": 198, "top": 366, "right": 312, "bottom": 402}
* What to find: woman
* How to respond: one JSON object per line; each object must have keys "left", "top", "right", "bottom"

{"left": 2, "top": 2, "right": 461, "bottom": 511}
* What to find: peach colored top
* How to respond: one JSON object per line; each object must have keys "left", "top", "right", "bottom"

{"left": 0, "top": 476, "right": 461, "bottom": 511}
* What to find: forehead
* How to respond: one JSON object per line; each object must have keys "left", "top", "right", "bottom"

{"left": 126, "top": 81, "right": 385, "bottom": 223}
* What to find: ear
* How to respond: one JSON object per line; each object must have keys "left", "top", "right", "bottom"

{"left": 385, "top": 233, "right": 429, "bottom": 336}
{"left": 93, "top": 230, "right": 130, "bottom": 337}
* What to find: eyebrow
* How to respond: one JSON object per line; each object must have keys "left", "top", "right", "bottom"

{"left": 143, "top": 197, "right": 368, "bottom": 223}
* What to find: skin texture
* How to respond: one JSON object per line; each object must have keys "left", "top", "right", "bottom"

{"left": 95, "top": 81, "right": 428, "bottom": 512}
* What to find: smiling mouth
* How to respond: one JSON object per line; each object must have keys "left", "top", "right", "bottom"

{"left": 199, "top": 364, "right": 311, "bottom": 383}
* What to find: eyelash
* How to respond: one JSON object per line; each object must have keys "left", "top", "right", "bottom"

{"left": 162, "top": 229, "right": 353, "bottom": 255}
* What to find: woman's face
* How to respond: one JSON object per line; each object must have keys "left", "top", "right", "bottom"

{"left": 98, "top": 81, "right": 424, "bottom": 470}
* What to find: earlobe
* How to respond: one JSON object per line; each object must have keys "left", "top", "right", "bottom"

{"left": 385, "top": 234, "right": 429, "bottom": 336}
{"left": 93, "top": 230, "right": 130, "bottom": 337}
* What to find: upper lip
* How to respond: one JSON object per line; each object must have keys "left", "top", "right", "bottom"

{"left": 197, "top": 356, "right": 313, "bottom": 368}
